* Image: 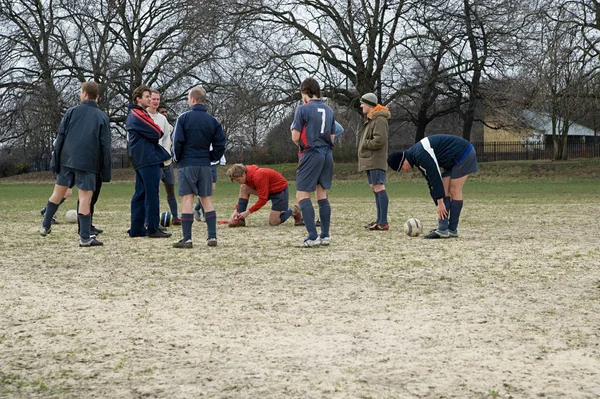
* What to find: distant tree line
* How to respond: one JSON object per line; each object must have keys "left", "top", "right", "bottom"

{"left": 1, "top": 0, "right": 599, "bottom": 176}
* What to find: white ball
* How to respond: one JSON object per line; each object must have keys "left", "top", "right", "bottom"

{"left": 65, "top": 209, "right": 78, "bottom": 224}
{"left": 404, "top": 218, "right": 423, "bottom": 237}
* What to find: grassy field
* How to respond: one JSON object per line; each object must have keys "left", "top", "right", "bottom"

{"left": 1, "top": 160, "right": 600, "bottom": 398}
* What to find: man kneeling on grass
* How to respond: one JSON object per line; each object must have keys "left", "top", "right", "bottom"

{"left": 226, "top": 164, "right": 302, "bottom": 227}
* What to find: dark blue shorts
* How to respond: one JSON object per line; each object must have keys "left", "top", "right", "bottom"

{"left": 296, "top": 150, "right": 334, "bottom": 192}
{"left": 442, "top": 145, "right": 479, "bottom": 179}
{"left": 211, "top": 164, "right": 218, "bottom": 183}
{"left": 161, "top": 163, "right": 175, "bottom": 185}
{"left": 56, "top": 166, "right": 96, "bottom": 191}
{"left": 367, "top": 169, "right": 386, "bottom": 185}
{"left": 269, "top": 187, "right": 289, "bottom": 212}
{"left": 178, "top": 166, "right": 213, "bottom": 197}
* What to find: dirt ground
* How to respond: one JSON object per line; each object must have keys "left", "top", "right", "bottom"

{"left": 1, "top": 188, "right": 599, "bottom": 398}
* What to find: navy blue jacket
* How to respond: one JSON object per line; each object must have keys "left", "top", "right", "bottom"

{"left": 51, "top": 100, "right": 112, "bottom": 182}
{"left": 405, "top": 134, "right": 473, "bottom": 203}
{"left": 126, "top": 104, "right": 171, "bottom": 170}
{"left": 172, "top": 104, "right": 226, "bottom": 167}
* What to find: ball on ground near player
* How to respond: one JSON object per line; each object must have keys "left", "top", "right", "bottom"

{"left": 160, "top": 211, "right": 173, "bottom": 227}
{"left": 65, "top": 209, "right": 78, "bottom": 224}
{"left": 404, "top": 218, "right": 423, "bottom": 237}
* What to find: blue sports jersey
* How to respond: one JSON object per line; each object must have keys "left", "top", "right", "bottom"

{"left": 291, "top": 99, "right": 335, "bottom": 153}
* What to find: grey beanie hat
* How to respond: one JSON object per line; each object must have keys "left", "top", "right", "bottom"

{"left": 360, "top": 92, "right": 378, "bottom": 107}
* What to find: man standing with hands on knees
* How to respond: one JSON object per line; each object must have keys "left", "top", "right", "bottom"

{"left": 387, "top": 134, "right": 478, "bottom": 238}
{"left": 40, "top": 81, "right": 111, "bottom": 247}
{"left": 172, "top": 86, "right": 226, "bottom": 248}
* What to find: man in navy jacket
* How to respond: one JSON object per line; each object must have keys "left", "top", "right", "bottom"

{"left": 40, "top": 81, "right": 111, "bottom": 247}
{"left": 171, "top": 86, "right": 226, "bottom": 248}
{"left": 387, "top": 134, "right": 478, "bottom": 238}
{"left": 126, "top": 84, "right": 172, "bottom": 238}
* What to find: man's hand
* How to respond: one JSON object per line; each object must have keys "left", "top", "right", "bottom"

{"left": 436, "top": 199, "right": 448, "bottom": 220}
{"left": 238, "top": 210, "right": 251, "bottom": 220}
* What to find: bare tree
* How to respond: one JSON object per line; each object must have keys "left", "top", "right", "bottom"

{"left": 0, "top": 0, "right": 67, "bottom": 158}
{"left": 232, "top": 0, "right": 416, "bottom": 109}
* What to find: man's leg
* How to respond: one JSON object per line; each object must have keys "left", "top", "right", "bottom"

{"left": 78, "top": 189, "right": 95, "bottom": 242}
{"left": 179, "top": 193, "right": 195, "bottom": 242}
{"left": 316, "top": 185, "right": 331, "bottom": 240}
{"left": 41, "top": 184, "right": 69, "bottom": 233}
{"left": 448, "top": 176, "right": 468, "bottom": 234}
{"left": 200, "top": 196, "right": 217, "bottom": 245}
{"left": 373, "top": 183, "right": 388, "bottom": 228}
{"left": 425, "top": 177, "right": 452, "bottom": 239}
{"left": 130, "top": 170, "right": 147, "bottom": 236}
{"left": 437, "top": 177, "right": 452, "bottom": 232}
{"left": 297, "top": 191, "right": 318, "bottom": 242}
{"left": 79, "top": 179, "right": 103, "bottom": 234}
{"left": 141, "top": 164, "right": 162, "bottom": 234}
{"left": 165, "top": 183, "right": 179, "bottom": 223}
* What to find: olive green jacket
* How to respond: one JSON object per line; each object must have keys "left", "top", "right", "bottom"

{"left": 358, "top": 105, "right": 390, "bottom": 172}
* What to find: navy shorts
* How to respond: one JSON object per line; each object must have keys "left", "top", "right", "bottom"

{"left": 178, "top": 166, "right": 213, "bottom": 197}
{"left": 161, "top": 163, "right": 175, "bottom": 185}
{"left": 55, "top": 166, "right": 96, "bottom": 191}
{"left": 211, "top": 164, "right": 218, "bottom": 183}
{"left": 367, "top": 169, "right": 386, "bottom": 185}
{"left": 442, "top": 145, "right": 479, "bottom": 179}
{"left": 269, "top": 187, "right": 289, "bottom": 212}
{"left": 296, "top": 150, "right": 334, "bottom": 192}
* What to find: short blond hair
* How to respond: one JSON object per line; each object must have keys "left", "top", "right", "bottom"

{"left": 226, "top": 164, "right": 247, "bottom": 181}
{"left": 189, "top": 86, "right": 206, "bottom": 104}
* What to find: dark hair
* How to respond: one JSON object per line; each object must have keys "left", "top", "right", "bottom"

{"left": 81, "top": 81, "right": 99, "bottom": 100}
{"left": 300, "top": 77, "right": 321, "bottom": 98}
{"left": 158, "top": 103, "right": 167, "bottom": 110}
{"left": 132, "top": 84, "right": 152, "bottom": 103}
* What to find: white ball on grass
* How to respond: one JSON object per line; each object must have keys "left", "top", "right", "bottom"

{"left": 65, "top": 209, "right": 78, "bottom": 224}
{"left": 404, "top": 218, "right": 423, "bottom": 237}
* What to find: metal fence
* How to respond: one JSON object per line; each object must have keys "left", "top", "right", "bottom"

{"left": 472, "top": 141, "right": 600, "bottom": 162}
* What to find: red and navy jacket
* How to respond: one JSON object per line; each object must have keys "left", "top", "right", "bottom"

{"left": 291, "top": 99, "right": 335, "bottom": 155}
{"left": 126, "top": 104, "right": 171, "bottom": 170}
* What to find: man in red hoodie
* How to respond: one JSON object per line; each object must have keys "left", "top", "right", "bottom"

{"left": 226, "top": 164, "right": 302, "bottom": 227}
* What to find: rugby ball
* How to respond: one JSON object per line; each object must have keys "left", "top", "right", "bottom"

{"left": 160, "top": 211, "right": 173, "bottom": 227}
{"left": 65, "top": 209, "right": 78, "bottom": 224}
{"left": 404, "top": 218, "right": 423, "bottom": 237}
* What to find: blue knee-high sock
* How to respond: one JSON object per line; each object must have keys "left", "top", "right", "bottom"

{"left": 237, "top": 198, "right": 249, "bottom": 213}
{"left": 78, "top": 213, "right": 92, "bottom": 240}
{"left": 438, "top": 196, "right": 451, "bottom": 231}
{"left": 279, "top": 208, "right": 293, "bottom": 223}
{"left": 299, "top": 198, "right": 318, "bottom": 240}
{"left": 376, "top": 190, "right": 388, "bottom": 225}
{"left": 205, "top": 210, "right": 217, "bottom": 239}
{"left": 318, "top": 198, "right": 331, "bottom": 238}
{"left": 42, "top": 201, "right": 60, "bottom": 228}
{"left": 374, "top": 192, "right": 380, "bottom": 223}
{"left": 167, "top": 196, "right": 178, "bottom": 219}
{"left": 181, "top": 213, "right": 193, "bottom": 241}
{"left": 448, "top": 200, "right": 464, "bottom": 231}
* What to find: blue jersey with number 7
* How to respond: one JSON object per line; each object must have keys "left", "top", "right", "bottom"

{"left": 291, "top": 99, "right": 335, "bottom": 153}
